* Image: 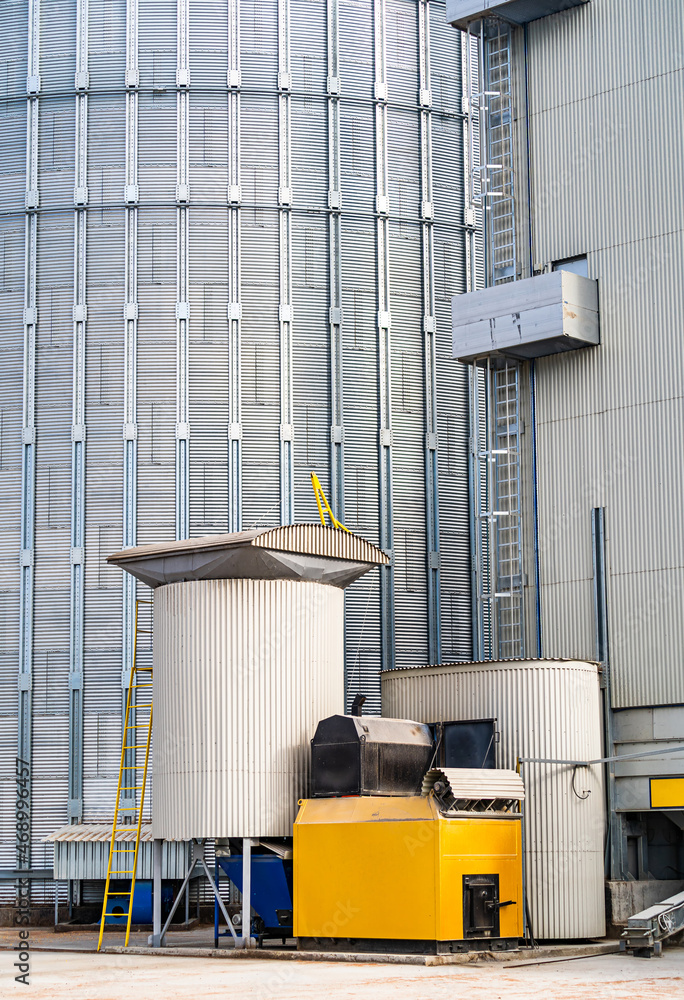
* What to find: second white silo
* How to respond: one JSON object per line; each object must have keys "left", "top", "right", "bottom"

{"left": 381, "top": 658, "right": 606, "bottom": 939}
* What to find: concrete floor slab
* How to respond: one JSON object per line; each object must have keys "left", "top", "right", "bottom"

{"left": 1, "top": 948, "right": 683, "bottom": 1000}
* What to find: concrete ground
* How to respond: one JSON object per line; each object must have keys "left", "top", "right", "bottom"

{"left": 1, "top": 928, "right": 682, "bottom": 999}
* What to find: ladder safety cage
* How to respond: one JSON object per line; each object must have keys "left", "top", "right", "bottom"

{"left": 97, "top": 598, "right": 154, "bottom": 951}
{"left": 465, "top": 17, "right": 524, "bottom": 662}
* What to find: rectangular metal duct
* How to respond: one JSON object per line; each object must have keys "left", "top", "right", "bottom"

{"left": 453, "top": 270, "right": 599, "bottom": 363}
{"left": 446, "top": 0, "right": 589, "bottom": 29}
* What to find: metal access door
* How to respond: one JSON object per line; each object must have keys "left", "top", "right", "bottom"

{"left": 463, "top": 874, "right": 500, "bottom": 938}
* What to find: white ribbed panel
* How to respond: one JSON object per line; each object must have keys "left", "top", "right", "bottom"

{"left": 382, "top": 658, "right": 605, "bottom": 940}
{"left": 153, "top": 579, "right": 343, "bottom": 838}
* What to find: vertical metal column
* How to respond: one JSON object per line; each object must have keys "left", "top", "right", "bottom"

{"left": 18, "top": 0, "right": 41, "bottom": 877}
{"left": 151, "top": 839, "right": 162, "bottom": 947}
{"left": 175, "top": 0, "right": 190, "bottom": 540}
{"left": 278, "top": 0, "right": 294, "bottom": 525}
{"left": 592, "top": 508, "right": 621, "bottom": 880}
{"left": 326, "top": 0, "right": 344, "bottom": 520}
{"left": 227, "top": 0, "right": 243, "bottom": 532}
{"left": 69, "top": 0, "right": 89, "bottom": 825}
{"left": 373, "top": 0, "right": 394, "bottom": 672}
{"left": 417, "top": 0, "right": 440, "bottom": 665}
{"left": 121, "top": 0, "right": 140, "bottom": 815}
{"left": 240, "top": 838, "right": 256, "bottom": 948}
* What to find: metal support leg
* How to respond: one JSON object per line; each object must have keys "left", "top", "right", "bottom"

{"left": 239, "top": 838, "right": 256, "bottom": 949}
{"left": 151, "top": 839, "right": 162, "bottom": 947}
{"left": 214, "top": 861, "right": 219, "bottom": 948}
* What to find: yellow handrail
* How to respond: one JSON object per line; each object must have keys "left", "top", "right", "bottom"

{"left": 310, "top": 471, "right": 349, "bottom": 532}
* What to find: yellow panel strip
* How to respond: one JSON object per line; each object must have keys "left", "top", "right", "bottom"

{"left": 650, "top": 777, "right": 684, "bottom": 809}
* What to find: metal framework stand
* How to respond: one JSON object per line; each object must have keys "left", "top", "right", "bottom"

{"left": 151, "top": 841, "right": 242, "bottom": 949}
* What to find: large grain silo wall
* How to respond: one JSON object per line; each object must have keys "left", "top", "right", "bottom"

{"left": 0, "top": 0, "right": 471, "bottom": 900}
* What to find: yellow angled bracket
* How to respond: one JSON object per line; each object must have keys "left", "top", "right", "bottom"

{"left": 310, "top": 472, "right": 349, "bottom": 532}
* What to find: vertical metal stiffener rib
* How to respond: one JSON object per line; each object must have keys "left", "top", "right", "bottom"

{"left": 418, "top": 0, "right": 440, "bottom": 665}
{"left": 227, "top": 0, "right": 242, "bottom": 532}
{"left": 18, "top": 0, "right": 41, "bottom": 872}
{"left": 121, "top": 0, "right": 140, "bottom": 803}
{"left": 278, "top": 0, "right": 294, "bottom": 525}
{"left": 69, "top": 0, "right": 88, "bottom": 825}
{"left": 176, "top": 0, "right": 190, "bottom": 541}
{"left": 327, "top": 0, "right": 344, "bottom": 522}
{"left": 373, "top": 0, "right": 394, "bottom": 672}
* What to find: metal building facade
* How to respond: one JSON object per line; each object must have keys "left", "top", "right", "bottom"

{"left": 449, "top": 0, "right": 684, "bottom": 881}
{"left": 0, "top": 0, "right": 472, "bottom": 898}
{"left": 526, "top": 0, "right": 684, "bottom": 713}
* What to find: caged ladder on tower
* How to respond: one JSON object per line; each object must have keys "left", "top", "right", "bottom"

{"left": 97, "top": 599, "right": 153, "bottom": 951}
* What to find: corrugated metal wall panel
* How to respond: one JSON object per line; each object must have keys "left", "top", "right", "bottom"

{"left": 527, "top": 0, "right": 684, "bottom": 707}
{"left": 382, "top": 659, "right": 606, "bottom": 939}
{"left": 88, "top": 0, "right": 126, "bottom": 91}
{"left": 53, "top": 837, "right": 189, "bottom": 880}
{"left": 153, "top": 579, "right": 344, "bottom": 839}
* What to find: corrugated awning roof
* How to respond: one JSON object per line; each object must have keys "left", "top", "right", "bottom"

{"left": 44, "top": 824, "right": 153, "bottom": 843}
{"left": 422, "top": 767, "right": 525, "bottom": 805}
{"left": 107, "top": 523, "right": 389, "bottom": 589}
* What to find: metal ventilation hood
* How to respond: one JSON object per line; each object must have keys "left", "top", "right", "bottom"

{"left": 446, "top": 0, "right": 589, "bottom": 29}
{"left": 107, "top": 523, "right": 390, "bottom": 589}
{"left": 452, "top": 269, "right": 599, "bottom": 363}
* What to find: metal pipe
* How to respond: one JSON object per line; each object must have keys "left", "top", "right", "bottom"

{"left": 518, "top": 744, "right": 684, "bottom": 768}
{"left": 240, "top": 838, "right": 255, "bottom": 948}
{"left": 151, "top": 839, "right": 162, "bottom": 947}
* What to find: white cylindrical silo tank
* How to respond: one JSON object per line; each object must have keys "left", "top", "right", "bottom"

{"left": 108, "top": 524, "right": 389, "bottom": 840}
{"left": 381, "top": 658, "right": 606, "bottom": 939}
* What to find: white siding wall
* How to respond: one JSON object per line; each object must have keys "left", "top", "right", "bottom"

{"left": 526, "top": 0, "right": 684, "bottom": 707}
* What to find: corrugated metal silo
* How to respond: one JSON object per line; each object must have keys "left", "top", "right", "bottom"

{"left": 0, "top": 0, "right": 472, "bottom": 897}
{"left": 382, "top": 658, "right": 606, "bottom": 939}
{"left": 108, "top": 525, "right": 389, "bottom": 839}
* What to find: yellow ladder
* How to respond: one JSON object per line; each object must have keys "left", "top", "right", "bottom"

{"left": 97, "top": 599, "right": 153, "bottom": 951}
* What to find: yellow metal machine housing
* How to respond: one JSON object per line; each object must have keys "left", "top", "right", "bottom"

{"left": 294, "top": 793, "right": 523, "bottom": 953}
